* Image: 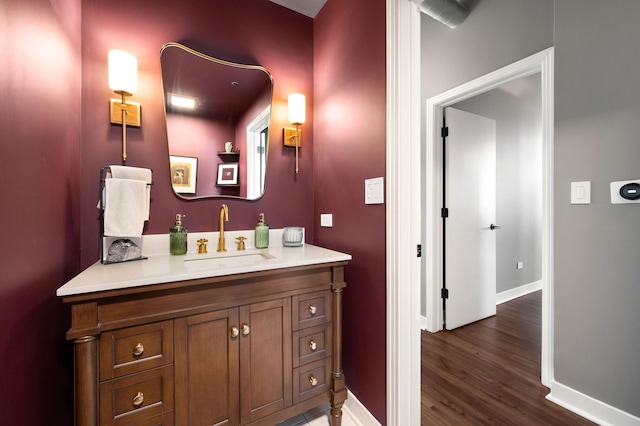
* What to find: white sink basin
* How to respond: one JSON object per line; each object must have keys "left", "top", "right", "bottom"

{"left": 183, "top": 251, "right": 276, "bottom": 269}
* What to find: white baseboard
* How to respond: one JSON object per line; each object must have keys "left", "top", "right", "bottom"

{"left": 547, "top": 381, "right": 640, "bottom": 426}
{"left": 420, "top": 315, "right": 429, "bottom": 331}
{"left": 496, "top": 280, "right": 542, "bottom": 305}
{"left": 343, "top": 390, "right": 382, "bottom": 426}
{"left": 420, "top": 281, "right": 543, "bottom": 331}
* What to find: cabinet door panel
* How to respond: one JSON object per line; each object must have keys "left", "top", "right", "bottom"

{"left": 175, "top": 309, "right": 239, "bottom": 426}
{"left": 240, "top": 298, "right": 292, "bottom": 424}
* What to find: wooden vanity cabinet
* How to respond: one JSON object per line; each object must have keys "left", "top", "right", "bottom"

{"left": 63, "top": 262, "right": 347, "bottom": 426}
{"left": 174, "top": 298, "right": 292, "bottom": 426}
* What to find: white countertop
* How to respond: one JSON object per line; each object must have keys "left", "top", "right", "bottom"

{"left": 57, "top": 243, "right": 351, "bottom": 297}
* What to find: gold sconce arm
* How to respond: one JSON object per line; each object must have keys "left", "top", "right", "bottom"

{"left": 108, "top": 50, "right": 139, "bottom": 164}
{"left": 283, "top": 126, "right": 302, "bottom": 173}
{"left": 285, "top": 93, "right": 306, "bottom": 174}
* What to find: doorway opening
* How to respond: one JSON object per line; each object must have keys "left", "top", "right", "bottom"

{"left": 423, "top": 48, "right": 554, "bottom": 386}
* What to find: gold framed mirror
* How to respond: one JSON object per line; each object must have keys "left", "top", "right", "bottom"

{"left": 161, "top": 42, "right": 273, "bottom": 200}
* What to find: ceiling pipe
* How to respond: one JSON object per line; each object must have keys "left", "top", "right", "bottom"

{"left": 420, "top": 0, "right": 469, "bottom": 28}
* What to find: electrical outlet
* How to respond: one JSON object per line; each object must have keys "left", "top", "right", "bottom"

{"left": 517, "top": 261, "right": 524, "bottom": 270}
{"left": 321, "top": 214, "right": 333, "bottom": 227}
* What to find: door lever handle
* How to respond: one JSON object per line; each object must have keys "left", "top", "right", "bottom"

{"left": 490, "top": 224, "right": 501, "bottom": 230}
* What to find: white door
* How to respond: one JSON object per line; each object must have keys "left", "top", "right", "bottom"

{"left": 444, "top": 107, "right": 497, "bottom": 330}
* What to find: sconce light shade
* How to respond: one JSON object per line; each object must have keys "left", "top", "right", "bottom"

{"left": 288, "top": 93, "right": 306, "bottom": 125}
{"left": 108, "top": 50, "right": 137, "bottom": 95}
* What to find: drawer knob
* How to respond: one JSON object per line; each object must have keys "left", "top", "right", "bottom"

{"left": 230, "top": 326, "right": 240, "bottom": 338}
{"left": 308, "top": 305, "right": 317, "bottom": 315}
{"left": 242, "top": 324, "right": 251, "bottom": 336}
{"left": 132, "top": 391, "right": 144, "bottom": 407}
{"left": 309, "top": 375, "right": 318, "bottom": 387}
{"left": 309, "top": 339, "right": 317, "bottom": 351}
{"left": 133, "top": 343, "right": 144, "bottom": 357}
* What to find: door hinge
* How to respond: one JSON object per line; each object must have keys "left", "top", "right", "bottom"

{"left": 417, "top": 244, "right": 422, "bottom": 258}
{"left": 441, "top": 127, "right": 449, "bottom": 138}
{"left": 441, "top": 207, "right": 449, "bottom": 218}
{"left": 441, "top": 288, "right": 449, "bottom": 299}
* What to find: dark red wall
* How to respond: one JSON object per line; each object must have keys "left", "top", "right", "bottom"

{"left": 80, "top": 0, "right": 315, "bottom": 268}
{"left": 0, "top": 0, "right": 81, "bottom": 423}
{"left": 167, "top": 113, "right": 234, "bottom": 195}
{"left": 1, "top": 0, "right": 387, "bottom": 424}
{"left": 314, "top": 0, "right": 388, "bottom": 423}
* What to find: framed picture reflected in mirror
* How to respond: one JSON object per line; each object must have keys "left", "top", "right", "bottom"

{"left": 170, "top": 155, "right": 197, "bottom": 194}
{"left": 217, "top": 163, "right": 239, "bottom": 186}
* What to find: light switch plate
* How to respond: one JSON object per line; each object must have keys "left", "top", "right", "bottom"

{"left": 320, "top": 214, "right": 333, "bottom": 227}
{"left": 365, "top": 177, "right": 384, "bottom": 205}
{"left": 571, "top": 181, "right": 591, "bottom": 204}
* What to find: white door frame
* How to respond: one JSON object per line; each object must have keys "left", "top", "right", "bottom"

{"left": 246, "top": 106, "right": 270, "bottom": 200}
{"left": 386, "top": 0, "right": 422, "bottom": 424}
{"left": 424, "top": 48, "right": 555, "bottom": 386}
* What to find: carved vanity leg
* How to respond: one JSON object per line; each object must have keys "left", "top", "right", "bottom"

{"left": 331, "top": 371, "right": 346, "bottom": 426}
{"left": 74, "top": 335, "right": 98, "bottom": 426}
{"left": 331, "top": 266, "right": 348, "bottom": 426}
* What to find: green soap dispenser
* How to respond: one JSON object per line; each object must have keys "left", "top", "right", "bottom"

{"left": 255, "top": 213, "right": 269, "bottom": 249}
{"left": 170, "top": 214, "right": 188, "bottom": 255}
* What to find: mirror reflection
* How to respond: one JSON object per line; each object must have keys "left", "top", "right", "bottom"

{"left": 161, "top": 42, "right": 273, "bottom": 200}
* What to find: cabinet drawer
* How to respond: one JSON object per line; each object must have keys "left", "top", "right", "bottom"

{"left": 125, "top": 411, "right": 173, "bottom": 426}
{"left": 293, "top": 359, "right": 331, "bottom": 404}
{"left": 292, "top": 290, "right": 331, "bottom": 331}
{"left": 293, "top": 323, "right": 332, "bottom": 368}
{"left": 100, "top": 366, "right": 174, "bottom": 426}
{"left": 100, "top": 320, "right": 173, "bottom": 380}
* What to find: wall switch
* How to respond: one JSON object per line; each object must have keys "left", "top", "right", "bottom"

{"left": 365, "top": 177, "right": 384, "bottom": 204}
{"left": 320, "top": 214, "right": 333, "bottom": 227}
{"left": 517, "top": 261, "right": 524, "bottom": 270}
{"left": 571, "top": 181, "right": 591, "bottom": 204}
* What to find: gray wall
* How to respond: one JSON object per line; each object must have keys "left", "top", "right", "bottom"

{"left": 422, "top": 0, "right": 640, "bottom": 417}
{"left": 453, "top": 74, "right": 543, "bottom": 293}
{"left": 420, "top": 0, "right": 554, "bottom": 100}
{"left": 554, "top": 0, "right": 640, "bottom": 416}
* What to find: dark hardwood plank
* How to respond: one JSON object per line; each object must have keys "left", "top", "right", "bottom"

{"left": 421, "top": 291, "right": 594, "bottom": 425}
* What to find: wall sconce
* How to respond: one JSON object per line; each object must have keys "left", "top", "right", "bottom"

{"left": 284, "top": 93, "right": 306, "bottom": 173}
{"left": 108, "top": 50, "right": 140, "bottom": 163}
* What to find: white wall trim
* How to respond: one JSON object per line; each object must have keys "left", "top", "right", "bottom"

{"left": 420, "top": 315, "right": 429, "bottom": 331}
{"left": 496, "top": 280, "right": 542, "bottom": 305}
{"left": 424, "top": 47, "right": 555, "bottom": 387}
{"left": 386, "top": 0, "right": 422, "bottom": 425}
{"left": 246, "top": 105, "right": 270, "bottom": 199}
{"left": 547, "top": 381, "right": 640, "bottom": 426}
{"left": 343, "top": 390, "right": 382, "bottom": 426}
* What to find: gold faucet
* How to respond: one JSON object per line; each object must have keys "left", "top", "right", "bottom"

{"left": 217, "top": 204, "right": 229, "bottom": 252}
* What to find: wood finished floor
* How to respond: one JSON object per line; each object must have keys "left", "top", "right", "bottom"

{"left": 421, "top": 291, "right": 594, "bottom": 425}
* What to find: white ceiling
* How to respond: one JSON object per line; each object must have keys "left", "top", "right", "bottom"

{"left": 269, "top": 0, "right": 327, "bottom": 18}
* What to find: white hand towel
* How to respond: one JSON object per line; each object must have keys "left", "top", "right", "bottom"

{"left": 108, "top": 166, "right": 152, "bottom": 220}
{"left": 104, "top": 178, "right": 148, "bottom": 237}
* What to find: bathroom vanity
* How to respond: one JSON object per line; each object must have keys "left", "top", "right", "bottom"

{"left": 58, "top": 243, "right": 350, "bottom": 426}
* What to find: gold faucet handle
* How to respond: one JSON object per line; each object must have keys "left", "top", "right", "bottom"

{"left": 236, "top": 237, "right": 247, "bottom": 251}
{"left": 197, "top": 238, "right": 208, "bottom": 254}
